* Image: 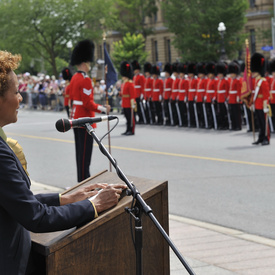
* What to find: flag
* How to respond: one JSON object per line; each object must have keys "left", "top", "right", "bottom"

{"left": 241, "top": 39, "right": 253, "bottom": 107}
{"left": 104, "top": 42, "right": 117, "bottom": 90}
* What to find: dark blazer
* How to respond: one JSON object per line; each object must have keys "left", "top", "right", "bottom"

{"left": 0, "top": 137, "right": 96, "bottom": 274}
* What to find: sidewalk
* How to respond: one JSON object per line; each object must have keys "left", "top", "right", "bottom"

{"left": 31, "top": 181, "right": 275, "bottom": 275}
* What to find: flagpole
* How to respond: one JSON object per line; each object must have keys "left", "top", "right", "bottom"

{"left": 103, "top": 31, "right": 112, "bottom": 172}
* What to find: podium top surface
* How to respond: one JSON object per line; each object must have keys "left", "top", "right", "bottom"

{"left": 30, "top": 170, "right": 167, "bottom": 256}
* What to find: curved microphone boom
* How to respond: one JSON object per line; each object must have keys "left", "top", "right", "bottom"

{"left": 55, "top": 116, "right": 117, "bottom": 132}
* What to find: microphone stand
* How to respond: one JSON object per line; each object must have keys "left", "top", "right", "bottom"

{"left": 85, "top": 123, "right": 196, "bottom": 275}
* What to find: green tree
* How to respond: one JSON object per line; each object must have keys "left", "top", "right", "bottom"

{"left": 162, "top": 0, "right": 248, "bottom": 62}
{"left": 111, "top": 33, "right": 148, "bottom": 72}
{"left": 113, "top": 0, "right": 159, "bottom": 38}
{"left": 0, "top": 0, "right": 112, "bottom": 76}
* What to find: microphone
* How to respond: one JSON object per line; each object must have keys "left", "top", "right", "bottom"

{"left": 55, "top": 116, "right": 117, "bottom": 132}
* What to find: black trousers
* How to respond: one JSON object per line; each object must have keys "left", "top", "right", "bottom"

{"left": 73, "top": 128, "right": 94, "bottom": 182}
{"left": 153, "top": 101, "right": 163, "bottom": 124}
{"left": 229, "top": 104, "right": 242, "bottom": 130}
{"left": 205, "top": 102, "right": 214, "bottom": 128}
{"left": 123, "top": 107, "right": 135, "bottom": 133}
{"left": 188, "top": 101, "right": 196, "bottom": 127}
{"left": 196, "top": 102, "right": 205, "bottom": 128}
{"left": 255, "top": 109, "right": 269, "bottom": 141}
{"left": 178, "top": 101, "right": 188, "bottom": 127}
{"left": 217, "top": 102, "right": 228, "bottom": 129}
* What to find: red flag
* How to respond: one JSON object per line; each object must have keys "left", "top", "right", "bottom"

{"left": 241, "top": 39, "right": 253, "bottom": 107}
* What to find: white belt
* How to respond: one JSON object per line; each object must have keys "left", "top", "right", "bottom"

{"left": 73, "top": 100, "right": 83, "bottom": 105}
{"left": 179, "top": 90, "right": 186, "bottom": 93}
{"left": 135, "top": 85, "right": 141, "bottom": 88}
{"left": 229, "top": 90, "right": 237, "bottom": 94}
{"left": 207, "top": 90, "right": 215, "bottom": 93}
{"left": 189, "top": 89, "right": 196, "bottom": 92}
{"left": 271, "top": 90, "right": 275, "bottom": 94}
{"left": 197, "top": 89, "right": 205, "bottom": 92}
{"left": 172, "top": 90, "right": 178, "bottom": 92}
{"left": 144, "top": 88, "right": 151, "bottom": 91}
{"left": 153, "top": 89, "right": 160, "bottom": 92}
{"left": 218, "top": 90, "right": 226, "bottom": 94}
{"left": 164, "top": 88, "right": 171, "bottom": 91}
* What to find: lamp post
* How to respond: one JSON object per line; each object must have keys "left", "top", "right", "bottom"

{"left": 218, "top": 22, "right": 227, "bottom": 61}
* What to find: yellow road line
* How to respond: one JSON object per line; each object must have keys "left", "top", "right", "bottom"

{"left": 6, "top": 132, "right": 275, "bottom": 168}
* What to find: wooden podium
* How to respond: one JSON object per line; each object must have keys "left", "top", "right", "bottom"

{"left": 30, "top": 171, "right": 170, "bottom": 274}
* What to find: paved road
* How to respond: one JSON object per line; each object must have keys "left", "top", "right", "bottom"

{"left": 4, "top": 109, "right": 275, "bottom": 240}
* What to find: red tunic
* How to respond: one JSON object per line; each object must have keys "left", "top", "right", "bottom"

{"left": 178, "top": 77, "right": 188, "bottom": 101}
{"left": 163, "top": 77, "right": 173, "bottom": 100}
{"left": 152, "top": 78, "right": 163, "bottom": 101}
{"left": 144, "top": 77, "right": 153, "bottom": 100}
{"left": 188, "top": 77, "right": 198, "bottom": 101}
{"left": 252, "top": 77, "right": 270, "bottom": 110}
{"left": 170, "top": 78, "right": 180, "bottom": 100}
{"left": 63, "top": 82, "right": 71, "bottom": 107}
{"left": 216, "top": 78, "right": 229, "bottom": 103}
{"left": 228, "top": 77, "right": 241, "bottom": 104}
{"left": 70, "top": 72, "right": 101, "bottom": 127}
{"left": 196, "top": 77, "right": 207, "bottom": 103}
{"left": 121, "top": 80, "right": 136, "bottom": 108}
{"left": 269, "top": 78, "right": 275, "bottom": 104}
{"left": 133, "top": 73, "right": 145, "bottom": 98}
{"left": 205, "top": 78, "right": 217, "bottom": 103}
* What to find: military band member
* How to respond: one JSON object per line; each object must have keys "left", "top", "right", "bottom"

{"left": 151, "top": 65, "right": 164, "bottom": 125}
{"left": 187, "top": 63, "right": 198, "bottom": 128}
{"left": 70, "top": 39, "right": 109, "bottom": 182}
{"left": 163, "top": 63, "right": 173, "bottom": 125}
{"left": 228, "top": 61, "right": 242, "bottom": 131}
{"left": 196, "top": 63, "right": 207, "bottom": 128}
{"left": 251, "top": 53, "right": 270, "bottom": 145}
{"left": 215, "top": 62, "right": 229, "bottom": 130}
{"left": 143, "top": 62, "right": 153, "bottom": 124}
{"left": 205, "top": 62, "right": 217, "bottom": 129}
{"left": 120, "top": 61, "right": 136, "bottom": 135}
{"left": 132, "top": 60, "right": 145, "bottom": 124}
{"left": 170, "top": 62, "right": 180, "bottom": 126}
{"left": 178, "top": 63, "right": 188, "bottom": 127}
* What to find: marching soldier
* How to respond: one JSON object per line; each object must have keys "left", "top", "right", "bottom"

{"left": 178, "top": 63, "right": 188, "bottom": 127}
{"left": 163, "top": 63, "right": 174, "bottom": 125}
{"left": 196, "top": 63, "right": 207, "bottom": 128}
{"left": 170, "top": 62, "right": 180, "bottom": 126}
{"left": 187, "top": 63, "right": 198, "bottom": 128}
{"left": 143, "top": 62, "right": 153, "bottom": 124}
{"left": 132, "top": 60, "right": 146, "bottom": 124}
{"left": 120, "top": 61, "right": 136, "bottom": 135}
{"left": 228, "top": 61, "right": 242, "bottom": 131}
{"left": 251, "top": 53, "right": 270, "bottom": 145}
{"left": 151, "top": 65, "right": 164, "bottom": 125}
{"left": 215, "top": 62, "right": 229, "bottom": 130}
{"left": 205, "top": 62, "right": 217, "bottom": 129}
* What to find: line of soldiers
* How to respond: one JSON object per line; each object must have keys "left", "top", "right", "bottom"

{"left": 129, "top": 56, "right": 274, "bottom": 145}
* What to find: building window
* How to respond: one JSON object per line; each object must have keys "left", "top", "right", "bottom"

{"left": 166, "top": 39, "right": 171, "bottom": 63}
{"left": 250, "top": 29, "right": 256, "bottom": 54}
{"left": 249, "top": 0, "right": 256, "bottom": 8}
{"left": 155, "top": 40, "right": 159, "bottom": 62}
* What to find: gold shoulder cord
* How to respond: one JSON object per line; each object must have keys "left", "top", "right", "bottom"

{"left": 6, "top": 138, "right": 29, "bottom": 176}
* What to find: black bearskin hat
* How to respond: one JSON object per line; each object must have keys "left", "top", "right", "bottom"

{"left": 251, "top": 53, "right": 266, "bottom": 77}
{"left": 269, "top": 58, "right": 275, "bottom": 73}
{"left": 120, "top": 61, "right": 133, "bottom": 79}
{"left": 61, "top": 67, "right": 73, "bottom": 81}
{"left": 206, "top": 62, "right": 216, "bottom": 75}
{"left": 196, "top": 63, "right": 206, "bottom": 74}
{"left": 179, "top": 63, "right": 187, "bottom": 74}
{"left": 164, "top": 62, "right": 172, "bottom": 75}
{"left": 71, "top": 39, "right": 94, "bottom": 66}
{"left": 187, "top": 63, "right": 197, "bottom": 75}
{"left": 151, "top": 65, "right": 160, "bottom": 76}
{"left": 144, "top": 62, "right": 152, "bottom": 73}
{"left": 132, "top": 60, "right": 141, "bottom": 71}
{"left": 228, "top": 61, "right": 240, "bottom": 75}
{"left": 172, "top": 62, "right": 179, "bottom": 73}
{"left": 216, "top": 62, "right": 228, "bottom": 76}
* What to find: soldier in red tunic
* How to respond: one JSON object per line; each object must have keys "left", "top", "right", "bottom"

{"left": 170, "top": 62, "right": 180, "bottom": 126}
{"left": 178, "top": 63, "right": 188, "bottom": 127}
{"left": 163, "top": 63, "right": 173, "bottom": 126}
{"left": 70, "top": 39, "right": 110, "bottom": 182}
{"left": 120, "top": 61, "right": 136, "bottom": 135}
{"left": 215, "top": 62, "right": 229, "bottom": 130}
{"left": 143, "top": 62, "right": 153, "bottom": 125}
{"left": 132, "top": 60, "right": 145, "bottom": 124}
{"left": 251, "top": 53, "right": 270, "bottom": 145}
{"left": 228, "top": 62, "right": 242, "bottom": 131}
{"left": 151, "top": 65, "right": 164, "bottom": 125}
